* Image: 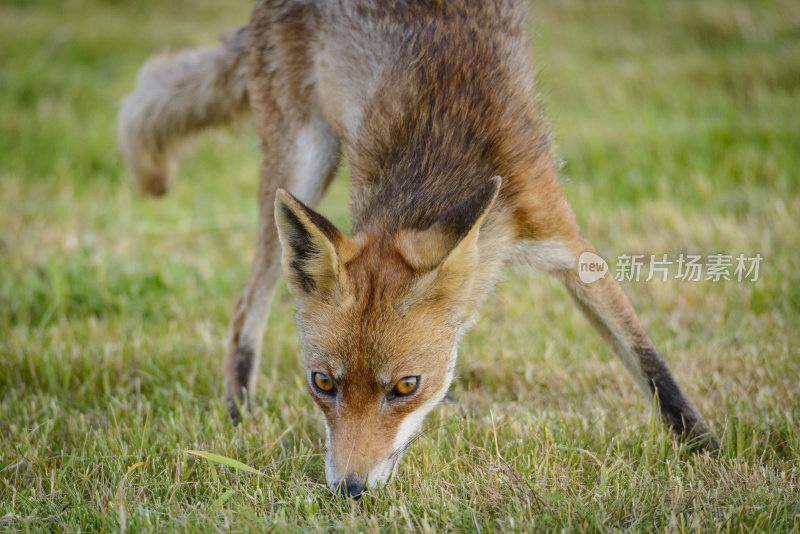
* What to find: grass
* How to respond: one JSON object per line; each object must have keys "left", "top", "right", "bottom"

{"left": 1, "top": 0, "right": 799, "bottom": 531}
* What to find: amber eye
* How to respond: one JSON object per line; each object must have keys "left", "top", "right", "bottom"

{"left": 393, "top": 376, "right": 419, "bottom": 396}
{"left": 312, "top": 372, "right": 335, "bottom": 393}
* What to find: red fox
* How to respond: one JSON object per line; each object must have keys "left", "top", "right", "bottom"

{"left": 119, "top": 0, "right": 717, "bottom": 497}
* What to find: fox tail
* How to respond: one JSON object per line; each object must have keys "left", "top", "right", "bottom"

{"left": 117, "top": 26, "right": 250, "bottom": 196}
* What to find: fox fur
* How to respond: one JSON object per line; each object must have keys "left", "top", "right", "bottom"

{"left": 118, "top": 28, "right": 250, "bottom": 196}
{"left": 119, "top": 0, "right": 717, "bottom": 497}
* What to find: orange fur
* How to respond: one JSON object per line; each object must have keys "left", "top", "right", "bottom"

{"left": 120, "top": 0, "right": 717, "bottom": 497}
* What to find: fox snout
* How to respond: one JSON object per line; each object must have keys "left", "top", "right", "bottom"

{"left": 330, "top": 474, "right": 366, "bottom": 498}
{"left": 322, "top": 422, "right": 407, "bottom": 498}
{"left": 324, "top": 442, "right": 400, "bottom": 498}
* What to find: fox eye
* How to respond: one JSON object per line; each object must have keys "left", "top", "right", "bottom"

{"left": 312, "top": 372, "right": 335, "bottom": 394}
{"left": 393, "top": 376, "right": 419, "bottom": 396}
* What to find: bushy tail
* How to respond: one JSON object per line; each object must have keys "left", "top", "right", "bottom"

{"left": 118, "top": 27, "right": 250, "bottom": 196}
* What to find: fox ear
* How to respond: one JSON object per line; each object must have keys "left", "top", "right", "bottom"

{"left": 397, "top": 176, "right": 502, "bottom": 272}
{"left": 274, "top": 189, "right": 351, "bottom": 299}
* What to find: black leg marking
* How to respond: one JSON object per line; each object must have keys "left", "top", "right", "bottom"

{"left": 636, "top": 345, "right": 719, "bottom": 451}
{"left": 227, "top": 398, "right": 241, "bottom": 423}
{"left": 235, "top": 344, "right": 254, "bottom": 390}
{"left": 227, "top": 343, "right": 255, "bottom": 421}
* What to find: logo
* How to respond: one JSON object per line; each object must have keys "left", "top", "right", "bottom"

{"left": 578, "top": 251, "right": 608, "bottom": 284}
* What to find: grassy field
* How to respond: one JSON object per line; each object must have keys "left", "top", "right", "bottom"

{"left": 1, "top": 0, "right": 799, "bottom": 531}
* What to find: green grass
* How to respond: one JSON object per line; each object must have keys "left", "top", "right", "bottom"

{"left": 1, "top": 0, "right": 799, "bottom": 531}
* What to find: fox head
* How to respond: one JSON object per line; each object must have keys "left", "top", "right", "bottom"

{"left": 274, "top": 178, "right": 500, "bottom": 497}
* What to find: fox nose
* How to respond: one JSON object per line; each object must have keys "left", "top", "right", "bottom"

{"left": 334, "top": 474, "right": 365, "bottom": 498}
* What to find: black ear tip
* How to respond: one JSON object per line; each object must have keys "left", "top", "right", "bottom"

{"left": 478, "top": 175, "right": 502, "bottom": 208}
{"left": 479, "top": 175, "right": 502, "bottom": 202}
